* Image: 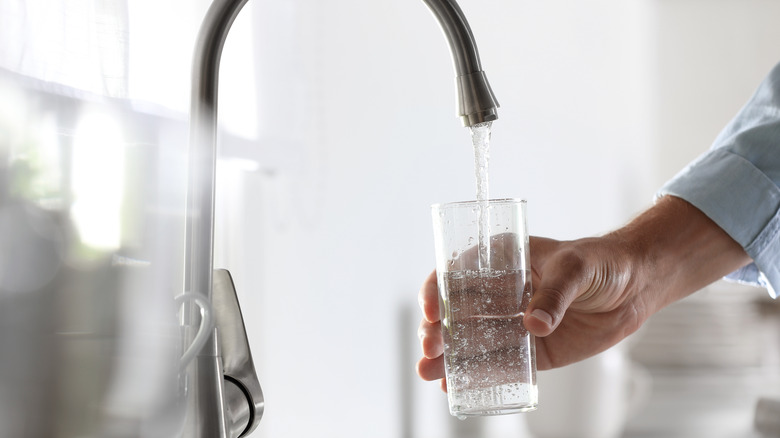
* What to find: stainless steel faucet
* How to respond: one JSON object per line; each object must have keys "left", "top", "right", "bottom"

{"left": 183, "top": 0, "right": 497, "bottom": 436}
{"left": 422, "top": 0, "right": 500, "bottom": 126}
{"left": 184, "top": 1, "right": 256, "bottom": 437}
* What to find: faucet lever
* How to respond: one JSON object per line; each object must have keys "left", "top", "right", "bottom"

{"left": 212, "top": 269, "right": 264, "bottom": 437}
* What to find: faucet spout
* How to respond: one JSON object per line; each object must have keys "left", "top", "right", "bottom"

{"left": 422, "top": 0, "right": 499, "bottom": 127}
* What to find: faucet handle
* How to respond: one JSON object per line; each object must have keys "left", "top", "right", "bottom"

{"left": 212, "top": 269, "right": 264, "bottom": 437}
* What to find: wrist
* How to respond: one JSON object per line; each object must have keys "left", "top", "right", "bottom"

{"left": 611, "top": 195, "right": 751, "bottom": 310}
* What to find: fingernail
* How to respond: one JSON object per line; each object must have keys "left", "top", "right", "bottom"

{"left": 530, "top": 308, "right": 553, "bottom": 327}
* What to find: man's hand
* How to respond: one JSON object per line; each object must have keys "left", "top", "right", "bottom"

{"left": 417, "top": 196, "right": 751, "bottom": 388}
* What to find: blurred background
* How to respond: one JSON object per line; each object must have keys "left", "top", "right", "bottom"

{"left": 0, "top": 0, "right": 779, "bottom": 437}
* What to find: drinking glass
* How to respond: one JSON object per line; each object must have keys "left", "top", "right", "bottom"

{"left": 431, "top": 198, "right": 537, "bottom": 417}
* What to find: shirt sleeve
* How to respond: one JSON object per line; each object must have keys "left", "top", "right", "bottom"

{"left": 657, "top": 61, "right": 780, "bottom": 299}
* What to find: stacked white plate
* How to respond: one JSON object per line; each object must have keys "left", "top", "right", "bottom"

{"left": 630, "top": 280, "right": 772, "bottom": 368}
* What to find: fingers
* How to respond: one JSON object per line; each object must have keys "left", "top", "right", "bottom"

{"left": 418, "top": 270, "right": 440, "bottom": 323}
{"left": 524, "top": 245, "right": 588, "bottom": 337}
{"left": 416, "top": 355, "right": 445, "bottom": 382}
{"left": 524, "top": 292, "right": 566, "bottom": 337}
{"left": 418, "top": 270, "right": 447, "bottom": 391}
{"left": 418, "top": 319, "right": 443, "bottom": 359}
{"left": 418, "top": 353, "right": 447, "bottom": 394}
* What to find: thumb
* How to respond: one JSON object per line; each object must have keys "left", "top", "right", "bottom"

{"left": 524, "top": 250, "right": 587, "bottom": 337}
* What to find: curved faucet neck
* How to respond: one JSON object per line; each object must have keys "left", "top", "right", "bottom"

{"left": 422, "top": 0, "right": 499, "bottom": 126}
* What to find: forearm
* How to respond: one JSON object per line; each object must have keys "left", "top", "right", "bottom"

{"left": 613, "top": 195, "right": 752, "bottom": 311}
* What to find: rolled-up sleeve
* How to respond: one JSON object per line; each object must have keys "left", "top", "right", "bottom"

{"left": 657, "top": 62, "right": 780, "bottom": 298}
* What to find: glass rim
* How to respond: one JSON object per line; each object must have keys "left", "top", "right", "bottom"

{"left": 431, "top": 198, "right": 526, "bottom": 210}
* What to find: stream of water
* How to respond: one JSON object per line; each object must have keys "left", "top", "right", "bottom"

{"left": 470, "top": 121, "right": 492, "bottom": 270}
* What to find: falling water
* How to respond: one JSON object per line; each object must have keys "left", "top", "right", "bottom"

{"left": 470, "top": 121, "right": 492, "bottom": 270}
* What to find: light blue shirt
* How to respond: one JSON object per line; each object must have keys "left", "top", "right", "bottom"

{"left": 658, "top": 61, "right": 780, "bottom": 299}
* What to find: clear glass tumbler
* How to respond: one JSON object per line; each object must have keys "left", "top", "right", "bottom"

{"left": 431, "top": 198, "right": 538, "bottom": 417}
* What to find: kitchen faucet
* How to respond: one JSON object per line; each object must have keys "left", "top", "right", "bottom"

{"left": 421, "top": 0, "right": 500, "bottom": 126}
{"left": 182, "top": 0, "right": 499, "bottom": 436}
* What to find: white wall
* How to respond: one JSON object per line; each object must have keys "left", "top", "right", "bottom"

{"left": 212, "top": 1, "right": 780, "bottom": 437}
{"left": 645, "top": 0, "right": 780, "bottom": 189}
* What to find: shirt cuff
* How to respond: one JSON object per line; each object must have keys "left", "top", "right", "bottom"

{"left": 657, "top": 148, "right": 780, "bottom": 298}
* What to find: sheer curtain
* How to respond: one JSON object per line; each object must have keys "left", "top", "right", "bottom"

{"left": 0, "top": 0, "right": 129, "bottom": 97}
{"left": 0, "top": 0, "right": 257, "bottom": 116}
{"left": 0, "top": 0, "right": 213, "bottom": 108}
{"left": 0, "top": 1, "right": 247, "bottom": 437}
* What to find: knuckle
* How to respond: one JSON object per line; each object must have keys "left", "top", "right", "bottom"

{"left": 557, "top": 248, "right": 588, "bottom": 275}
{"left": 537, "top": 287, "right": 569, "bottom": 316}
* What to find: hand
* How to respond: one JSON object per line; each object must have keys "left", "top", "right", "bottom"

{"left": 417, "top": 196, "right": 751, "bottom": 388}
{"left": 417, "top": 234, "right": 645, "bottom": 387}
